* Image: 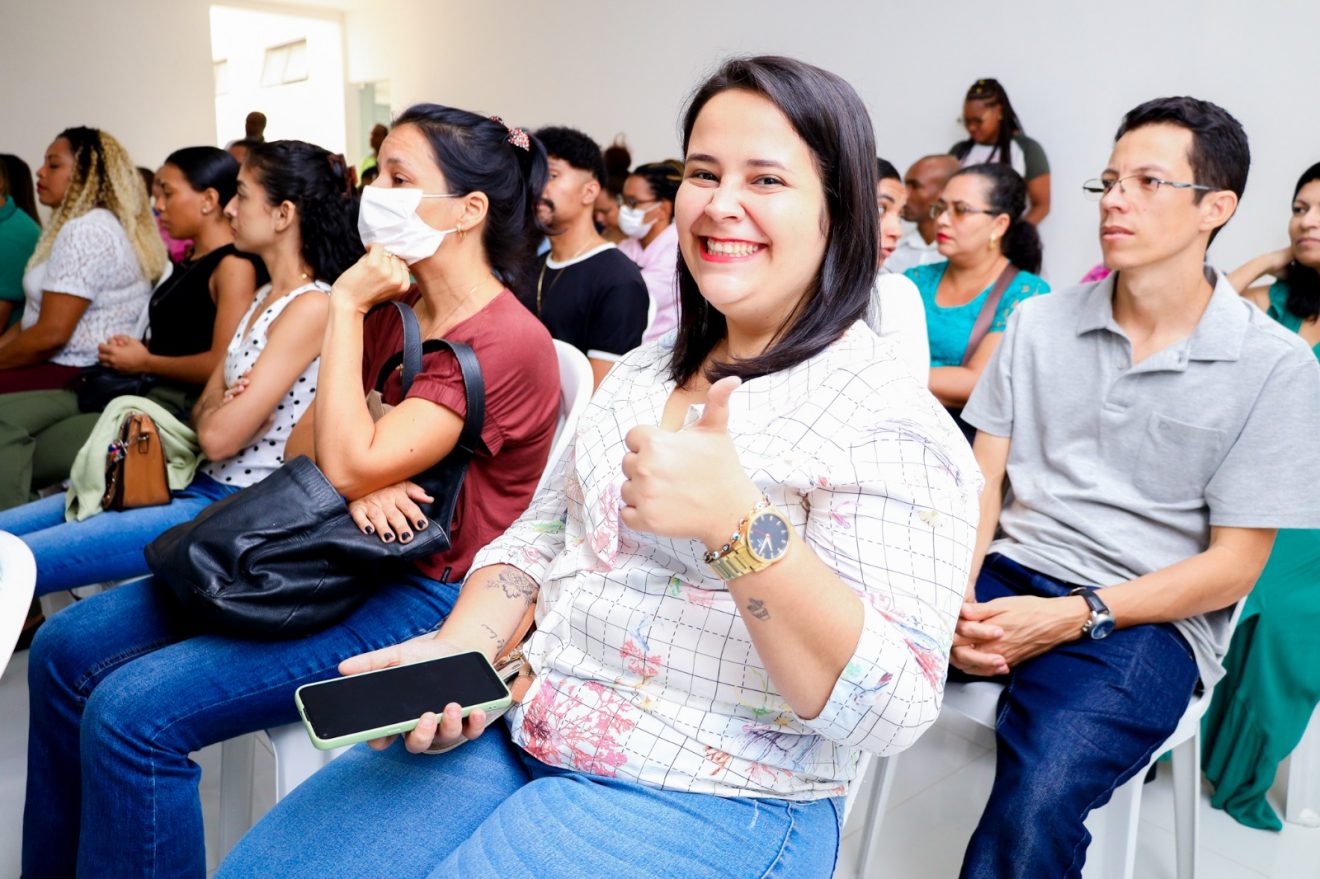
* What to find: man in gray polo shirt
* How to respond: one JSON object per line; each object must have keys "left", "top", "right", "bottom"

{"left": 950, "top": 97, "right": 1320, "bottom": 878}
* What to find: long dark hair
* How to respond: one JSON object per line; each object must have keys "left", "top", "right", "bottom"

{"left": 954, "top": 78, "right": 1023, "bottom": 169}
{"left": 244, "top": 140, "right": 363, "bottom": 282}
{"left": 0, "top": 154, "right": 40, "bottom": 225}
{"left": 671, "top": 55, "right": 878, "bottom": 385}
{"left": 392, "top": 104, "right": 549, "bottom": 299}
{"left": 164, "top": 146, "right": 241, "bottom": 205}
{"left": 952, "top": 163, "right": 1042, "bottom": 274}
{"left": 1288, "top": 162, "right": 1320, "bottom": 321}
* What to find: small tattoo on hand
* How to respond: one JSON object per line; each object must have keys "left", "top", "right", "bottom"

{"left": 746, "top": 598, "right": 771, "bottom": 621}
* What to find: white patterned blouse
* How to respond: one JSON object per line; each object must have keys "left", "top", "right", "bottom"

{"left": 469, "top": 321, "right": 982, "bottom": 800}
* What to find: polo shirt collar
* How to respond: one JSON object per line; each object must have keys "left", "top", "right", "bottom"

{"left": 1076, "top": 273, "right": 1119, "bottom": 336}
{"left": 1075, "top": 267, "right": 1247, "bottom": 362}
{"left": 1187, "top": 270, "right": 1248, "bottom": 362}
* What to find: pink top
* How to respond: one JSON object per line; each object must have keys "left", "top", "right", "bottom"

{"left": 1080, "top": 263, "right": 1112, "bottom": 284}
{"left": 618, "top": 221, "right": 680, "bottom": 343}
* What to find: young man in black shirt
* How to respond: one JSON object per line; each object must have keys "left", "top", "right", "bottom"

{"left": 528, "top": 126, "right": 649, "bottom": 388}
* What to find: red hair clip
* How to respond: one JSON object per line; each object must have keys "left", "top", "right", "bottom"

{"left": 490, "top": 114, "right": 530, "bottom": 152}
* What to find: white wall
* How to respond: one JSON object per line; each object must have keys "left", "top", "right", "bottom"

{"left": 4, "top": 0, "right": 1318, "bottom": 283}
{"left": 211, "top": 5, "right": 347, "bottom": 154}
{"left": 0, "top": 0, "right": 216, "bottom": 185}
{"left": 349, "top": 0, "right": 1320, "bottom": 285}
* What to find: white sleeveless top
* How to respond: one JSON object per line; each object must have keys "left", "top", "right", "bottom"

{"left": 202, "top": 280, "right": 330, "bottom": 487}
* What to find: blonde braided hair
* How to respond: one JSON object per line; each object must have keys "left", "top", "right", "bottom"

{"left": 28, "top": 127, "right": 167, "bottom": 283}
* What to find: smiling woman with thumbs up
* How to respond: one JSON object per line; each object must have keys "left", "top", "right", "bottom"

{"left": 222, "top": 56, "right": 982, "bottom": 879}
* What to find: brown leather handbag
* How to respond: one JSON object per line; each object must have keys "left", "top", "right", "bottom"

{"left": 101, "top": 411, "right": 172, "bottom": 511}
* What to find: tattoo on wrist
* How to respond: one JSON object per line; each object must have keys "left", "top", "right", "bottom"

{"left": 746, "top": 597, "right": 771, "bottom": 621}
{"left": 487, "top": 568, "right": 538, "bottom": 606}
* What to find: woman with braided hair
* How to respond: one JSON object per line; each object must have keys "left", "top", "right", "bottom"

{"left": 618, "top": 159, "right": 684, "bottom": 342}
{"left": 0, "top": 126, "right": 167, "bottom": 391}
{"left": 950, "top": 78, "right": 1051, "bottom": 224}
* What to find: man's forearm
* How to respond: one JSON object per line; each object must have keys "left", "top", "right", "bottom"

{"left": 1102, "top": 532, "right": 1275, "bottom": 629}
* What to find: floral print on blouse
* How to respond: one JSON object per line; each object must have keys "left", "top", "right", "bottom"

{"left": 469, "top": 321, "right": 982, "bottom": 799}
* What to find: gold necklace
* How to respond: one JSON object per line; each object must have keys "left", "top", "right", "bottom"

{"left": 536, "top": 240, "right": 597, "bottom": 315}
{"left": 422, "top": 275, "right": 497, "bottom": 338}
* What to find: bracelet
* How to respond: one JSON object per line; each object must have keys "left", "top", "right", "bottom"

{"left": 703, "top": 495, "right": 770, "bottom": 564}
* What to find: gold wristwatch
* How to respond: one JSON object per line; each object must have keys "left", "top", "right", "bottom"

{"left": 705, "top": 495, "right": 793, "bottom": 580}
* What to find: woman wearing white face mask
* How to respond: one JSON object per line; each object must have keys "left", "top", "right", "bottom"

{"left": 618, "top": 160, "right": 683, "bottom": 343}
{"left": 20, "top": 109, "right": 560, "bottom": 878}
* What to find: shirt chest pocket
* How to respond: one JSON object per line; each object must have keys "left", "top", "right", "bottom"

{"left": 1135, "top": 413, "right": 1226, "bottom": 503}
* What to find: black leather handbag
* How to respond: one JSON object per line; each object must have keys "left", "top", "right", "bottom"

{"left": 68, "top": 366, "right": 157, "bottom": 413}
{"left": 145, "top": 302, "right": 485, "bottom": 638}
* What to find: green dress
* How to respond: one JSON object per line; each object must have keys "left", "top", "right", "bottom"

{"left": 1201, "top": 281, "right": 1320, "bottom": 830}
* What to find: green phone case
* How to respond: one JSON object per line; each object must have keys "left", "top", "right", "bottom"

{"left": 294, "top": 653, "right": 513, "bottom": 751}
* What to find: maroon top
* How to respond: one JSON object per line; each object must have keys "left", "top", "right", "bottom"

{"left": 361, "top": 289, "right": 559, "bottom": 582}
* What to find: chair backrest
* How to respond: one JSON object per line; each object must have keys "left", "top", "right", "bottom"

{"left": 0, "top": 532, "right": 37, "bottom": 678}
{"left": 843, "top": 751, "right": 873, "bottom": 821}
{"left": 537, "top": 341, "right": 593, "bottom": 494}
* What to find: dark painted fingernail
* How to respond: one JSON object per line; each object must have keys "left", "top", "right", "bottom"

{"left": 416, "top": 519, "right": 427, "bottom": 529}
{"left": 363, "top": 525, "right": 375, "bottom": 535}
{"left": 382, "top": 531, "right": 394, "bottom": 543}
{"left": 400, "top": 531, "right": 412, "bottom": 543}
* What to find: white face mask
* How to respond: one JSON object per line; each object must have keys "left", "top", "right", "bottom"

{"left": 617, "top": 203, "right": 657, "bottom": 240}
{"left": 357, "top": 186, "right": 461, "bottom": 264}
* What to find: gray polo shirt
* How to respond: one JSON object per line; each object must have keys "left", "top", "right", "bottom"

{"left": 963, "top": 270, "right": 1320, "bottom": 686}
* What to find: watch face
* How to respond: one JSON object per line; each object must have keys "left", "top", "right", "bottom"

{"left": 1090, "top": 617, "right": 1116, "bottom": 639}
{"left": 747, "top": 511, "right": 791, "bottom": 563}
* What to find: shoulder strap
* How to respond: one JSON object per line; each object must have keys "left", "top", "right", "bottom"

{"left": 373, "top": 302, "right": 486, "bottom": 455}
{"left": 961, "top": 265, "right": 1019, "bottom": 367}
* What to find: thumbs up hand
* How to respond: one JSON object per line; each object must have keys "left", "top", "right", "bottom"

{"left": 620, "top": 376, "right": 763, "bottom": 547}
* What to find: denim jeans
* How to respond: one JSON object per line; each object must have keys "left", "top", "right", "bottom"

{"left": 23, "top": 571, "right": 459, "bottom": 879}
{"left": 0, "top": 472, "right": 236, "bottom": 595}
{"left": 955, "top": 553, "right": 1199, "bottom": 879}
{"left": 220, "top": 721, "right": 843, "bottom": 879}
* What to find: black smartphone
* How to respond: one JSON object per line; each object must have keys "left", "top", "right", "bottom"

{"left": 294, "top": 651, "right": 511, "bottom": 749}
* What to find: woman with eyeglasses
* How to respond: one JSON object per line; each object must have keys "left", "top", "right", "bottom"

{"left": 617, "top": 160, "right": 683, "bottom": 343}
{"left": 950, "top": 78, "right": 1050, "bottom": 225}
{"left": 904, "top": 162, "right": 1049, "bottom": 432}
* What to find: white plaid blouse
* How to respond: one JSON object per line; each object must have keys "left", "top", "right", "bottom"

{"left": 469, "top": 322, "right": 981, "bottom": 799}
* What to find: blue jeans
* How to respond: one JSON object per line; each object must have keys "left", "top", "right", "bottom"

{"left": 220, "top": 721, "right": 842, "bottom": 879}
{"left": 955, "top": 554, "right": 1199, "bottom": 879}
{"left": 0, "top": 472, "right": 236, "bottom": 595}
{"left": 22, "top": 571, "right": 459, "bottom": 879}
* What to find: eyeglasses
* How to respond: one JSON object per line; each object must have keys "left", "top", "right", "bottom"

{"left": 957, "top": 114, "right": 990, "bottom": 128}
{"left": 620, "top": 197, "right": 659, "bottom": 210}
{"left": 1082, "top": 175, "right": 1216, "bottom": 202}
{"left": 930, "top": 200, "right": 998, "bottom": 221}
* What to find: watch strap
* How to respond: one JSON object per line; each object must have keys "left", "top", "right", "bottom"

{"left": 1069, "top": 586, "right": 1109, "bottom": 616}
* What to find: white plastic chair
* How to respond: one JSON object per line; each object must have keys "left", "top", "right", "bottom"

{"left": 216, "top": 341, "right": 595, "bottom": 857}
{"left": 1286, "top": 703, "right": 1320, "bottom": 826}
{"left": 853, "top": 601, "right": 1246, "bottom": 879}
{"left": 0, "top": 531, "right": 37, "bottom": 679}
